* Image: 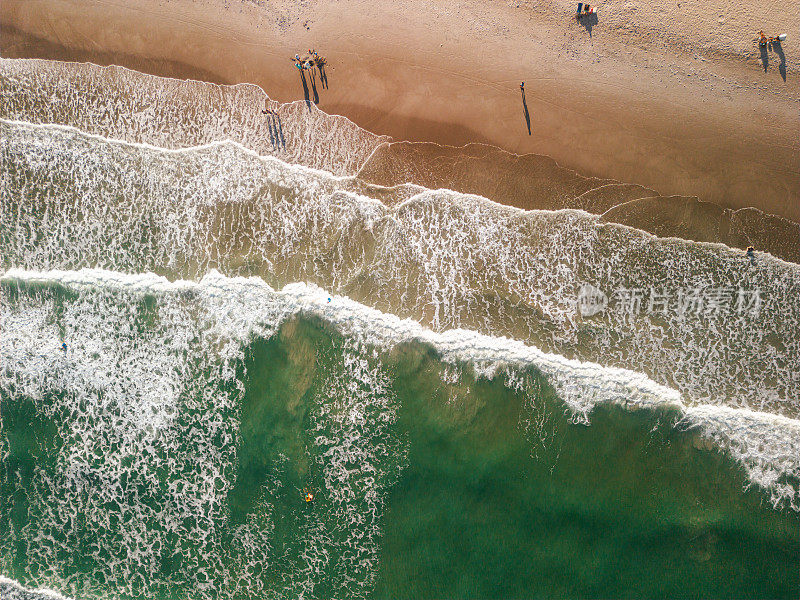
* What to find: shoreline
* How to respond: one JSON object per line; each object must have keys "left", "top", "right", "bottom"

{"left": 3, "top": 55, "right": 798, "bottom": 262}
{"left": 1, "top": 0, "right": 798, "bottom": 222}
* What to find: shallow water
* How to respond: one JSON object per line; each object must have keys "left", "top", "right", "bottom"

{"left": 0, "top": 58, "right": 387, "bottom": 176}
{"left": 3, "top": 58, "right": 798, "bottom": 263}
{"left": 3, "top": 120, "right": 798, "bottom": 419}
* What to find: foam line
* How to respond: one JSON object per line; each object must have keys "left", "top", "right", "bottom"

{"left": 4, "top": 116, "right": 799, "bottom": 267}
{"left": 0, "top": 118, "right": 354, "bottom": 184}
{"left": 0, "top": 576, "right": 75, "bottom": 600}
{"left": 3, "top": 267, "right": 798, "bottom": 510}
{"left": 4, "top": 118, "right": 799, "bottom": 420}
{"left": 0, "top": 58, "right": 389, "bottom": 176}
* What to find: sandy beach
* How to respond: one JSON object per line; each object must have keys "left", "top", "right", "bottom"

{"left": 2, "top": 0, "right": 798, "bottom": 222}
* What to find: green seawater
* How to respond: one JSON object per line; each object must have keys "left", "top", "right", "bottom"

{"left": 376, "top": 347, "right": 799, "bottom": 598}
{"left": 1, "top": 287, "right": 798, "bottom": 599}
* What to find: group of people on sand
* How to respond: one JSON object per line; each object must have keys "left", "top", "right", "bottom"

{"left": 758, "top": 31, "right": 785, "bottom": 47}
{"left": 756, "top": 30, "right": 787, "bottom": 80}
{"left": 292, "top": 49, "right": 321, "bottom": 70}
{"left": 290, "top": 48, "right": 330, "bottom": 102}
{"left": 291, "top": 49, "right": 329, "bottom": 94}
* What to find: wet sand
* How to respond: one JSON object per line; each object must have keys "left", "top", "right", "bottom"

{"left": 357, "top": 142, "right": 800, "bottom": 263}
{"left": 1, "top": 0, "right": 798, "bottom": 223}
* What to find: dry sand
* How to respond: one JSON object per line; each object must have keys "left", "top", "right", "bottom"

{"left": 2, "top": 0, "right": 798, "bottom": 220}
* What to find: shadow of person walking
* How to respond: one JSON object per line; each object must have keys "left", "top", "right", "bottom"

{"left": 520, "top": 83, "right": 531, "bottom": 135}
{"left": 759, "top": 44, "right": 769, "bottom": 72}
{"left": 261, "top": 105, "right": 278, "bottom": 148}
{"left": 273, "top": 112, "right": 286, "bottom": 149}
{"left": 578, "top": 12, "right": 598, "bottom": 37}
{"left": 266, "top": 114, "right": 276, "bottom": 148}
{"left": 310, "top": 70, "right": 320, "bottom": 104}
{"left": 318, "top": 64, "right": 329, "bottom": 89}
{"left": 771, "top": 41, "right": 787, "bottom": 82}
{"left": 300, "top": 69, "right": 312, "bottom": 109}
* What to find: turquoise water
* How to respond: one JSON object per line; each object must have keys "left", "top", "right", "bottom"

{"left": 377, "top": 351, "right": 798, "bottom": 598}
{"left": 1, "top": 283, "right": 797, "bottom": 599}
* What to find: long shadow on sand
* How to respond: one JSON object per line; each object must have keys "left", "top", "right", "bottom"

{"left": 300, "top": 70, "right": 312, "bottom": 109}
{"left": 521, "top": 88, "right": 531, "bottom": 135}
{"left": 772, "top": 41, "right": 787, "bottom": 81}
{"left": 310, "top": 71, "right": 320, "bottom": 104}
{"left": 318, "top": 65, "right": 329, "bottom": 89}
{"left": 578, "top": 12, "right": 598, "bottom": 37}
{"left": 275, "top": 113, "right": 286, "bottom": 149}
{"left": 262, "top": 111, "right": 287, "bottom": 149}
{"left": 264, "top": 111, "right": 276, "bottom": 148}
{"left": 759, "top": 44, "right": 769, "bottom": 72}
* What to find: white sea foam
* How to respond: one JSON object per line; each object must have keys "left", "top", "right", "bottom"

{"left": 0, "top": 267, "right": 411, "bottom": 598}
{"left": 0, "top": 576, "right": 75, "bottom": 600}
{"left": 0, "top": 58, "right": 389, "bottom": 175}
{"left": 3, "top": 119, "right": 798, "bottom": 419}
{"left": 1, "top": 281, "right": 243, "bottom": 598}
{"left": 300, "top": 342, "right": 406, "bottom": 595}
{"left": 3, "top": 267, "right": 798, "bottom": 514}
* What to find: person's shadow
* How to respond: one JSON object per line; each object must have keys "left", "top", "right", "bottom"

{"left": 265, "top": 113, "right": 276, "bottom": 147}
{"left": 578, "top": 12, "right": 598, "bottom": 37}
{"left": 275, "top": 113, "right": 286, "bottom": 149}
{"left": 261, "top": 106, "right": 287, "bottom": 149}
{"left": 300, "top": 69, "right": 312, "bottom": 109}
{"left": 310, "top": 70, "right": 320, "bottom": 104}
{"left": 759, "top": 44, "right": 769, "bottom": 72}
{"left": 521, "top": 87, "right": 531, "bottom": 135}
{"left": 771, "top": 41, "right": 787, "bottom": 81}
{"left": 318, "top": 64, "right": 329, "bottom": 89}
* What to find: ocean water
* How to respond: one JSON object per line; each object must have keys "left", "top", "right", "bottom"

{"left": 1, "top": 58, "right": 798, "bottom": 599}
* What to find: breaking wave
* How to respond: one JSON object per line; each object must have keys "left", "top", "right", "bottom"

{"left": 3, "top": 57, "right": 798, "bottom": 263}
{"left": 2, "top": 267, "right": 798, "bottom": 512}
{"left": 0, "top": 576, "right": 74, "bottom": 600}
